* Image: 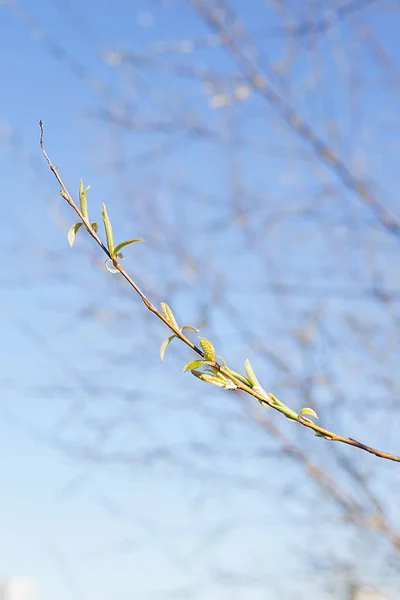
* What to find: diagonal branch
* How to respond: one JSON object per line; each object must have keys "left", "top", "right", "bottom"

{"left": 39, "top": 121, "right": 400, "bottom": 462}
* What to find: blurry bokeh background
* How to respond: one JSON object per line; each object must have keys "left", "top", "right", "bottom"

{"left": 1, "top": 1, "right": 400, "bottom": 598}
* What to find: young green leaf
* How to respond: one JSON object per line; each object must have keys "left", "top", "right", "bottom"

{"left": 207, "top": 368, "right": 237, "bottom": 390}
{"left": 258, "top": 398, "right": 298, "bottom": 420}
{"left": 244, "top": 359, "right": 261, "bottom": 388}
{"left": 190, "top": 369, "right": 204, "bottom": 378}
{"left": 209, "top": 366, "right": 229, "bottom": 381}
{"left": 299, "top": 407, "right": 319, "bottom": 419}
{"left": 79, "top": 179, "right": 90, "bottom": 218}
{"left": 113, "top": 238, "right": 145, "bottom": 256}
{"left": 160, "top": 335, "right": 177, "bottom": 362}
{"left": 160, "top": 302, "right": 179, "bottom": 330}
{"left": 181, "top": 325, "right": 200, "bottom": 333}
{"left": 265, "top": 391, "right": 288, "bottom": 408}
{"left": 183, "top": 359, "right": 209, "bottom": 372}
{"left": 253, "top": 385, "right": 271, "bottom": 402}
{"left": 68, "top": 222, "right": 83, "bottom": 247}
{"left": 285, "top": 413, "right": 300, "bottom": 422}
{"left": 191, "top": 370, "right": 227, "bottom": 388}
{"left": 199, "top": 337, "right": 215, "bottom": 361}
{"left": 224, "top": 366, "right": 252, "bottom": 386}
{"left": 101, "top": 203, "right": 115, "bottom": 257}
{"left": 91, "top": 222, "right": 98, "bottom": 233}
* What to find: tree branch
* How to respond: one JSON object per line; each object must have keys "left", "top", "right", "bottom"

{"left": 39, "top": 120, "right": 400, "bottom": 463}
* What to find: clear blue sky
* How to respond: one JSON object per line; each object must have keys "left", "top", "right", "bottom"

{"left": 1, "top": 1, "right": 399, "bottom": 599}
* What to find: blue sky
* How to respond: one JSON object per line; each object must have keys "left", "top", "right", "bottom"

{"left": 1, "top": 1, "right": 400, "bottom": 599}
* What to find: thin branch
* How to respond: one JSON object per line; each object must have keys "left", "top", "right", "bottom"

{"left": 264, "top": 0, "right": 380, "bottom": 39}
{"left": 192, "top": 0, "right": 400, "bottom": 242}
{"left": 39, "top": 121, "right": 400, "bottom": 463}
{"left": 248, "top": 402, "right": 400, "bottom": 551}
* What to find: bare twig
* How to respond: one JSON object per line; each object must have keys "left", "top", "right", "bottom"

{"left": 192, "top": 0, "right": 400, "bottom": 242}
{"left": 39, "top": 120, "right": 400, "bottom": 463}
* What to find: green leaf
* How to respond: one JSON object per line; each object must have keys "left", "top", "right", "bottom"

{"left": 299, "top": 407, "right": 319, "bottom": 419}
{"left": 283, "top": 407, "right": 300, "bottom": 421}
{"left": 253, "top": 385, "right": 271, "bottom": 402}
{"left": 114, "top": 238, "right": 145, "bottom": 256}
{"left": 101, "top": 203, "right": 115, "bottom": 257}
{"left": 160, "top": 335, "right": 176, "bottom": 362}
{"left": 190, "top": 369, "right": 203, "bottom": 376}
{"left": 224, "top": 366, "right": 251, "bottom": 386}
{"left": 263, "top": 391, "right": 287, "bottom": 409}
{"left": 181, "top": 325, "right": 200, "bottom": 333}
{"left": 244, "top": 359, "right": 261, "bottom": 387}
{"left": 79, "top": 179, "right": 90, "bottom": 218}
{"left": 68, "top": 222, "right": 83, "bottom": 247}
{"left": 199, "top": 337, "right": 215, "bottom": 361}
{"left": 91, "top": 222, "right": 98, "bottom": 233}
{"left": 183, "top": 359, "right": 209, "bottom": 373}
{"left": 160, "top": 302, "right": 179, "bottom": 330}
{"left": 210, "top": 369, "right": 237, "bottom": 390}
{"left": 191, "top": 370, "right": 227, "bottom": 387}
{"left": 209, "top": 366, "right": 229, "bottom": 381}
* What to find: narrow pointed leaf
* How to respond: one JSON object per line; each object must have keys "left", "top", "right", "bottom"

{"left": 262, "top": 391, "right": 288, "bottom": 410}
{"left": 199, "top": 370, "right": 236, "bottom": 389}
{"left": 209, "top": 367, "right": 229, "bottom": 382}
{"left": 300, "top": 407, "right": 319, "bottom": 419}
{"left": 160, "top": 302, "right": 179, "bottom": 329}
{"left": 253, "top": 385, "right": 271, "bottom": 401}
{"left": 191, "top": 371, "right": 227, "bottom": 387}
{"left": 160, "top": 335, "right": 176, "bottom": 362}
{"left": 283, "top": 407, "right": 300, "bottom": 420}
{"left": 224, "top": 367, "right": 251, "bottom": 386}
{"left": 183, "top": 359, "right": 208, "bottom": 373}
{"left": 199, "top": 337, "right": 215, "bottom": 361}
{"left": 191, "top": 369, "right": 204, "bottom": 377}
{"left": 181, "top": 325, "right": 200, "bottom": 333}
{"left": 101, "top": 203, "right": 115, "bottom": 257}
{"left": 114, "top": 238, "right": 145, "bottom": 256}
{"left": 244, "top": 359, "right": 261, "bottom": 387}
{"left": 68, "top": 222, "right": 83, "bottom": 247}
{"left": 79, "top": 179, "right": 90, "bottom": 218}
